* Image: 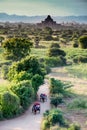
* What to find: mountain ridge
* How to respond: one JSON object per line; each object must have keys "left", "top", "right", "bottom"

{"left": 0, "top": 13, "right": 87, "bottom": 23}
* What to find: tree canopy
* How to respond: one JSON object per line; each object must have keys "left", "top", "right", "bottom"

{"left": 2, "top": 38, "right": 33, "bottom": 61}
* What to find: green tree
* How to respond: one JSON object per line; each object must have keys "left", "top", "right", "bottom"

{"left": 31, "top": 74, "right": 44, "bottom": 93}
{"left": 11, "top": 80, "right": 34, "bottom": 110}
{"left": 1, "top": 91, "right": 21, "bottom": 118}
{"left": 2, "top": 38, "right": 33, "bottom": 61}
{"left": 79, "top": 35, "right": 87, "bottom": 49}
{"left": 8, "top": 56, "right": 45, "bottom": 81}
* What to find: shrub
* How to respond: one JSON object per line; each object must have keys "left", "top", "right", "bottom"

{"left": 1, "top": 91, "right": 21, "bottom": 118}
{"left": 73, "top": 55, "right": 87, "bottom": 63}
{"left": 50, "top": 94, "right": 63, "bottom": 107}
{"left": 43, "top": 109, "right": 65, "bottom": 126}
{"left": 50, "top": 43, "right": 60, "bottom": 48}
{"left": 11, "top": 80, "right": 34, "bottom": 110}
{"left": 48, "top": 48, "right": 66, "bottom": 57}
{"left": 8, "top": 56, "right": 45, "bottom": 81}
{"left": 1, "top": 65, "right": 9, "bottom": 79}
{"left": 41, "top": 119, "right": 50, "bottom": 130}
{"left": 13, "top": 71, "right": 33, "bottom": 82}
{"left": 31, "top": 74, "right": 44, "bottom": 93}
{"left": 67, "top": 98, "right": 87, "bottom": 109}
{"left": 78, "top": 35, "right": 87, "bottom": 49}
{"left": 50, "top": 78, "right": 65, "bottom": 94}
{"left": 45, "top": 56, "right": 66, "bottom": 67}
{"left": 73, "top": 42, "right": 78, "bottom": 48}
{"left": 68, "top": 123, "right": 80, "bottom": 130}
{"left": 0, "top": 105, "right": 3, "bottom": 120}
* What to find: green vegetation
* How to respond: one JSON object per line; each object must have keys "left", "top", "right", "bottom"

{"left": 65, "top": 48, "right": 87, "bottom": 63}
{"left": 2, "top": 38, "right": 33, "bottom": 61}
{"left": 65, "top": 63, "right": 87, "bottom": 79}
{"left": 10, "top": 80, "right": 34, "bottom": 110}
{"left": 50, "top": 78, "right": 72, "bottom": 107}
{"left": 0, "top": 23, "right": 87, "bottom": 128}
{"left": 41, "top": 109, "right": 66, "bottom": 130}
{"left": 79, "top": 35, "right": 87, "bottom": 49}
{"left": 67, "top": 98, "right": 87, "bottom": 110}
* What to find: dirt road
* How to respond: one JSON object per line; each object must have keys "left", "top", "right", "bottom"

{"left": 0, "top": 80, "right": 50, "bottom": 130}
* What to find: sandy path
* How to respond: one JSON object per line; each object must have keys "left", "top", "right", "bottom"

{"left": 0, "top": 80, "right": 50, "bottom": 130}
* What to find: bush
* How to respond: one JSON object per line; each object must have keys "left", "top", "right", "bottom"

{"left": 31, "top": 74, "right": 44, "bottom": 93}
{"left": 43, "top": 109, "right": 65, "bottom": 127}
{"left": 73, "top": 55, "right": 87, "bottom": 63}
{"left": 79, "top": 35, "right": 87, "bottom": 49}
{"left": 13, "top": 71, "right": 33, "bottom": 82}
{"left": 8, "top": 56, "right": 45, "bottom": 81}
{"left": 48, "top": 48, "right": 66, "bottom": 57}
{"left": 67, "top": 98, "right": 87, "bottom": 109}
{"left": 41, "top": 119, "right": 50, "bottom": 130}
{"left": 50, "top": 94, "right": 63, "bottom": 107}
{"left": 50, "top": 78, "right": 65, "bottom": 94}
{"left": 73, "top": 42, "right": 78, "bottom": 48}
{"left": 1, "top": 65, "right": 9, "bottom": 79}
{"left": 68, "top": 123, "right": 80, "bottom": 130}
{"left": 45, "top": 56, "right": 66, "bottom": 67}
{"left": 1, "top": 91, "right": 21, "bottom": 118}
{"left": 0, "top": 105, "right": 3, "bottom": 120}
{"left": 11, "top": 80, "right": 34, "bottom": 110}
{"left": 50, "top": 43, "right": 60, "bottom": 48}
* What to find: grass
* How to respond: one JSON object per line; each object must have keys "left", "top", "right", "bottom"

{"left": 65, "top": 63, "right": 87, "bottom": 79}
{"left": 31, "top": 48, "right": 48, "bottom": 58}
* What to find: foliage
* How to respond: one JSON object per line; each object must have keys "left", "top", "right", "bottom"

{"left": 2, "top": 38, "right": 33, "bottom": 61}
{"left": 10, "top": 80, "right": 34, "bottom": 110}
{"left": 44, "top": 35, "right": 53, "bottom": 41}
{"left": 44, "top": 27, "right": 53, "bottom": 35}
{"left": 50, "top": 43, "right": 60, "bottom": 48}
{"left": 68, "top": 123, "right": 80, "bottom": 130}
{"left": 1, "top": 91, "right": 21, "bottom": 118}
{"left": 78, "top": 35, "right": 87, "bottom": 49}
{"left": 67, "top": 98, "right": 87, "bottom": 110}
{"left": 50, "top": 78, "right": 72, "bottom": 95}
{"left": 48, "top": 48, "right": 66, "bottom": 57}
{"left": 7, "top": 56, "right": 45, "bottom": 81}
{"left": 12, "top": 71, "right": 33, "bottom": 82}
{"left": 50, "top": 94, "right": 63, "bottom": 107}
{"left": 1, "top": 65, "right": 9, "bottom": 79}
{"left": 31, "top": 74, "right": 44, "bottom": 93}
{"left": 65, "top": 63, "right": 87, "bottom": 79}
{"left": 73, "top": 42, "right": 78, "bottom": 48}
{"left": 0, "top": 105, "right": 3, "bottom": 120}
{"left": 41, "top": 109, "right": 65, "bottom": 130}
{"left": 44, "top": 56, "right": 66, "bottom": 67}
{"left": 65, "top": 48, "right": 87, "bottom": 63}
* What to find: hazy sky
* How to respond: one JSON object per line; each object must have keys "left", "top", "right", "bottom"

{"left": 0, "top": 0, "right": 87, "bottom": 16}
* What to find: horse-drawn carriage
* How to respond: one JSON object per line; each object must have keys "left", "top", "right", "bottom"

{"left": 32, "top": 102, "right": 40, "bottom": 114}
{"left": 40, "top": 93, "right": 47, "bottom": 102}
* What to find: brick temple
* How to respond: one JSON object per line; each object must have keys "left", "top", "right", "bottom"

{"left": 37, "top": 15, "right": 61, "bottom": 29}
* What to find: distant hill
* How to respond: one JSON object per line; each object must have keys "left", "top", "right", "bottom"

{"left": 0, "top": 13, "right": 87, "bottom": 23}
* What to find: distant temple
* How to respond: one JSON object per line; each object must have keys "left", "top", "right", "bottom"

{"left": 37, "top": 15, "right": 61, "bottom": 29}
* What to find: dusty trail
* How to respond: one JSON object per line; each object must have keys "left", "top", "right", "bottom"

{"left": 0, "top": 80, "right": 50, "bottom": 130}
